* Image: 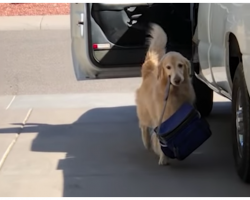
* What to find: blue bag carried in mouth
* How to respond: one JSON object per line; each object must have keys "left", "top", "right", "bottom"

{"left": 153, "top": 75, "right": 212, "bottom": 161}
{"left": 154, "top": 102, "right": 212, "bottom": 160}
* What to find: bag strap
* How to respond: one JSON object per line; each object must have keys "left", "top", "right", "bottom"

{"left": 157, "top": 76, "right": 171, "bottom": 137}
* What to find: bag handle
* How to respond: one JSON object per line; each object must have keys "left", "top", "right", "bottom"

{"left": 156, "top": 76, "right": 171, "bottom": 137}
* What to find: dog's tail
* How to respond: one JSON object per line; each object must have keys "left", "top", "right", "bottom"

{"left": 147, "top": 23, "right": 167, "bottom": 58}
{"left": 141, "top": 23, "right": 167, "bottom": 79}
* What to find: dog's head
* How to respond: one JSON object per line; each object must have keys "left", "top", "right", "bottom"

{"left": 157, "top": 52, "right": 191, "bottom": 86}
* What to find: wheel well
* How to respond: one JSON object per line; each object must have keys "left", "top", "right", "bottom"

{"left": 229, "top": 33, "right": 242, "bottom": 81}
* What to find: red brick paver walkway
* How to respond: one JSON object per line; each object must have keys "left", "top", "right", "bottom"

{"left": 0, "top": 3, "right": 69, "bottom": 16}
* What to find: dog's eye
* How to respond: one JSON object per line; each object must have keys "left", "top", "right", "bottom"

{"left": 178, "top": 64, "right": 183, "bottom": 68}
{"left": 166, "top": 66, "right": 171, "bottom": 70}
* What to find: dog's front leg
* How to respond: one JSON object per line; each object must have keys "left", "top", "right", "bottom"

{"left": 156, "top": 137, "right": 170, "bottom": 165}
{"left": 151, "top": 133, "right": 170, "bottom": 165}
{"left": 158, "top": 151, "right": 169, "bottom": 166}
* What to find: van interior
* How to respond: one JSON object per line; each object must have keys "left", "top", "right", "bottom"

{"left": 86, "top": 3, "right": 198, "bottom": 68}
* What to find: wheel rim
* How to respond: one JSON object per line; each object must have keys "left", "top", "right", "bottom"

{"left": 236, "top": 88, "right": 244, "bottom": 158}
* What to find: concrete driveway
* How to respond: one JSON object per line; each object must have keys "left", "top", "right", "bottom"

{"left": 0, "top": 93, "right": 249, "bottom": 197}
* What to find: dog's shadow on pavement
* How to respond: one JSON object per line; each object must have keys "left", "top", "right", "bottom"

{"left": 1, "top": 101, "right": 248, "bottom": 197}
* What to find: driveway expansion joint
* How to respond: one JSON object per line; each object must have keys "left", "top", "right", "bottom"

{"left": 0, "top": 108, "right": 33, "bottom": 171}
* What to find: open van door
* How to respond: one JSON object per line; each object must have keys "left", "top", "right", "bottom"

{"left": 70, "top": 3, "right": 194, "bottom": 80}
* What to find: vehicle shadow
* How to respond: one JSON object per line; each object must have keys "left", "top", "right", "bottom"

{"left": 0, "top": 101, "right": 250, "bottom": 197}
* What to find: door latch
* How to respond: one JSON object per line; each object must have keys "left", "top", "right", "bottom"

{"left": 77, "top": 13, "right": 84, "bottom": 26}
{"left": 78, "top": 13, "right": 84, "bottom": 37}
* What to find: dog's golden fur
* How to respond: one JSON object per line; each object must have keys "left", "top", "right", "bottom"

{"left": 135, "top": 23, "right": 196, "bottom": 165}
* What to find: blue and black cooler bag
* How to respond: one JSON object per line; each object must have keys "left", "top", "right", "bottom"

{"left": 154, "top": 102, "right": 212, "bottom": 161}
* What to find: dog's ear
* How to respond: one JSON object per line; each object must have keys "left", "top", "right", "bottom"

{"left": 184, "top": 58, "right": 191, "bottom": 77}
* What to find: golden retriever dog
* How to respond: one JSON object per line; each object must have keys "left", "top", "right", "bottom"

{"left": 135, "top": 23, "right": 196, "bottom": 165}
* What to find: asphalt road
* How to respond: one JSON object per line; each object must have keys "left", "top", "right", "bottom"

{"left": 0, "top": 30, "right": 140, "bottom": 95}
{"left": 0, "top": 30, "right": 249, "bottom": 197}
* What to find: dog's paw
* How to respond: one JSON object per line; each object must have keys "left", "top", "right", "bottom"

{"left": 158, "top": 156, "right": 170, "bottom": 166}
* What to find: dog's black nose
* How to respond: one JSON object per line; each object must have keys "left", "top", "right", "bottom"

{"left": 174, "top": 77, "right": 181, "bottom": 85}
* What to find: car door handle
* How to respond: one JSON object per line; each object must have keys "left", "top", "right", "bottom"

{"left": 78, "top": 21, "right": 84, "bottom": 25}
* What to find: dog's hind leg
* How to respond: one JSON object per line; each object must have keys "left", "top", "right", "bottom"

{"left": 136, "top": 100, "right": 152, "bottom": 150}
{"left": 140, "top": 125, "right": 151, "bottom": 150}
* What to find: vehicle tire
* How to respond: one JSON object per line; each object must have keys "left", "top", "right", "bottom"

{"left": 192, "top": 75, "right": 214, "bottom": 117}
{"left": 232, "top": 63, "right": 250, "bottom": 183}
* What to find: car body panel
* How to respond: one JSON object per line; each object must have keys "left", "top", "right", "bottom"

{"left": 197, "top": 3, "right": 250, "bottom": 99}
